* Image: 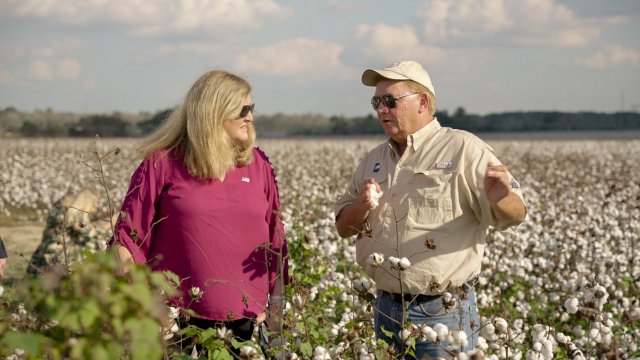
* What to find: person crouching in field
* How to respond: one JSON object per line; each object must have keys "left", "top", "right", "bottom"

{"left": 107, "top": 70, "right": 288, "bottom": 355}
{"left": 334, "top": 60, "right": 527, "bottom": 359}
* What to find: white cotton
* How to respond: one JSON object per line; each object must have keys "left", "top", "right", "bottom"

{"left": 398, "top": 257, "right": 411, "bottom": 270}
{"left": 367, "top": 184, "right": 383, "bottom": 209}
{"left": 564, "top": 297, "right": 579, "bottom": 314}
{"left": 422, "top": 326, "right": 438, "bottom": 342}
{"left": 477, "top": 336, "right": 489, "bottom": 350}
{"left": 388, "top": 256, "right": 401, "bottom": 268}
{"left": 451, "top": 331, "right": 468, "bottom": 347}
{"left": 168, "top": 306, "right": 180, "bottom": 320}
{"left": 240, "top": 346, "right": 257, "bottom": 356}
{"left": 481, "top": 323, "right": 496, "bottom": 340}
{"left": 532, "top": 342, "right": 542, "bottom": 352}
{"left": 493, "top": 317, "right": 508, "bottom": 333}
{"left": 313, "top": 346, "right": 331, "bottom": 360}
{"left": 525, "top": 350, "right": 544, "bottom": 360}
{"left": 399, "top": 329, "right": 412, "bottom": 345}
{"left": 354, "top": 277, "right": 372, "bottom": 292}
{"left": 433, "top": 323, "right": 449, "bottom": 342}
{"left": 367, "top": 253, "right": 384, "bottom": 267}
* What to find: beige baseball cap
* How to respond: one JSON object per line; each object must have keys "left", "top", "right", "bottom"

{"left": 362, "top": 60, "right": 436, "bottom": 97}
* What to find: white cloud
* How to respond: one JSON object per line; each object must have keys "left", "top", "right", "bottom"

{"left": 28, "top": 60, "right": 55, "bottom": 81}
{"left": 233, "top": 37, "right": 354, "bottom": 79}
{"left": 157, "top": 42, "right": 221, "bottom": 55}
{"left": 84, "top": 79, "right": 97, "bottom": 91}
{"left": 30, "top": 39, "right": 82, "bottom": 58}
{"left": 325, "top": 0, "right": 364, "bottom": 13}
{"left": 355, "top": 24, "right": 445, "bottom": 65}
{"left": 57, "top": 58, "right": 82, "bottom": 79}
{"left": 418, "top": 0, "right": 604, "bottom": 48}
{"left": 578, "top": 46, "right": 640, "bottom": 69}
{"left": 27, "top": 58, "right": 82, "bottom": 81}
{"left": 0, "top": 64, "right": 14, "bottom": 84}
{"left": 1, "top": 0, "right": 294, "bottom": 36}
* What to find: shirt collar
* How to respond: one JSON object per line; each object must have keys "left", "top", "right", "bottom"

{"left": 387, "top": 117, "right": 441, "bottom": 156}
{"left": 408, "top": 117, "right": 440, "bottom": 152}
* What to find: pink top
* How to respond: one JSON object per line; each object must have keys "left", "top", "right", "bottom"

{"left": 108, "top": 147, "right": 288, "bottom": 321}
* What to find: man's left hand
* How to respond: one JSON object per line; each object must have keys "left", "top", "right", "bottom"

{"left": 484, "top": 162, "right": 511, "bottom": 204}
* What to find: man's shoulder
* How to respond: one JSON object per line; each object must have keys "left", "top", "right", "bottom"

{"left": 436, "top": 126, "right": 494, "bottom": 152}
{"left": 358, "top": 141, "right": 392, "bottom": 162}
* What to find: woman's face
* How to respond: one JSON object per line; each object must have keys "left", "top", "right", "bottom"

{"left": 223, "top": 95, "right": 254, "bottom": 145}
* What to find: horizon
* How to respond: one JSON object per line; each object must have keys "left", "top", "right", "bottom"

{"left": 1, "top": 0, "right": 639, "bottom": 117}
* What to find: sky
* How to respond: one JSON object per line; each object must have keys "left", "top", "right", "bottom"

{"left": 1, "top": 0, "right": 639, "bottom": 118}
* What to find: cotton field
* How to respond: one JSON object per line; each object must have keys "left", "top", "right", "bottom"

{"left": 0, "top": 136, "right": 638, "bottom": 359}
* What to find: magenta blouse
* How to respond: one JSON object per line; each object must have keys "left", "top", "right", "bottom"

{"left": 108, "top": 147, "right": 288, "bottom": 321}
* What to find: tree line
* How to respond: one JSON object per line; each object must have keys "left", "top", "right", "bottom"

{"left": 1, "top": 106, "right": 638, "bottom": 138}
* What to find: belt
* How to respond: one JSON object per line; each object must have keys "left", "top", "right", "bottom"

{"left": 383, "top": 276, "right": 479, "bottom": 304}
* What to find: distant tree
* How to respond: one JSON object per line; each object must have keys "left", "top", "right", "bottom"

{"left": 20, "top": 121, "right": 40, "bottom": 137}
{"left": 138, "top": 108, "right": 173, "bottom": 135}
{"left": 329, "top": 115, "right": 350, "bottom": 135}
{"left": 69, "top": 114, "right": 129, "bottom": 137}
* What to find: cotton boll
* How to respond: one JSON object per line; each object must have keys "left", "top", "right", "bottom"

{"left": 398, "top": 257, "right": 411, "bottom": 270}
{"left": 423, "top": 327, "right": 438, "bottom": 342}
{"left": 481, "top": 323, "right": 496, "bottom": 340}
{"left": 564, "top": 297, "right": 579, "bottom": 314}
{"left": 451, "top": 331, "right": 468, "bottom": 347}
{"left": 399, "top": 329, "right": 412, "bottom": 345}
{"left": 493, "top": 317, "right": 508, "bottom": 333}
{"left": 433, "top": 323, "right": 449, "bottom": 342}
{"left": 367, "top": 184, "right": 382, "bottom": 209}
{"left": 388, "top": 256, "right": 400, "bottom": 269}
{"left": 367, "top": 253, "right": 384, "bottom": 268}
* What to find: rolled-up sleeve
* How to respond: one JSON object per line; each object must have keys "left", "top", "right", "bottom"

{"left": 107, "top": 155, "right": 165, "bottom": 264}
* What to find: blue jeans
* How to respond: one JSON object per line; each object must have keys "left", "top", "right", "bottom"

{"left": 374, "top": 286, "right": 480, "bottom": 359}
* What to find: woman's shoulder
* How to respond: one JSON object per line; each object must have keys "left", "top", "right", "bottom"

{"left": 252, "top": 146, "right": 272, "bottom": 164}
{"left": 141, "top": 148, "right": 184, "bottom": 172}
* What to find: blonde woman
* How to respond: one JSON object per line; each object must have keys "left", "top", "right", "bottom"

{"left": 108, "top": 70, "right": 287, "bottom": 349}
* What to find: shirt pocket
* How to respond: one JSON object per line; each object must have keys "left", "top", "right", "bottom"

{"left": 407, "top": 169, "right": 454, "bottom": 230}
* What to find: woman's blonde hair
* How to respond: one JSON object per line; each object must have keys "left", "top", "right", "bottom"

{"left": 138, "top": 70, "right": 255, "bottom": 180}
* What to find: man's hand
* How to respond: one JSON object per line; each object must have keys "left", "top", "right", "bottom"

{"left": 359, "top": 178, "right": 382, "bottom": 210}
{"left": 336, "top": 178, "right": 381, "bottom": 237}
{"left": 484, "top": 162, "right": 511, "bottom": 205}
{"left": 484, "top": 162, "right": 526, "bottom": 228}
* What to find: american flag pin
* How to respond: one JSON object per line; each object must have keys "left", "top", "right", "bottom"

{"left": 241, "top": 177, "right": 251, "bottom": 183}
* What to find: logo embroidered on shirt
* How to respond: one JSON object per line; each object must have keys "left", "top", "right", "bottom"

{"left": 436, "top": 161, "right": 453, "bottom": 169}
{"left": 241, "top": 177, "right": 251, "bottom": 183}
{"left": 510, "top": 179, "right": 520, "bottom": 189}
{"left": 373, "top": 163, "right": 381, "bottom": 173}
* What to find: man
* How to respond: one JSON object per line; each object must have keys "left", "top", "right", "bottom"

{"left": 334, "top": 60, "right": 526, "bottom": 359}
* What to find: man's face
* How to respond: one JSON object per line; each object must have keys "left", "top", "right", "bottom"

{"left": 373, "top": 80, "right": 422, "bottom": 144}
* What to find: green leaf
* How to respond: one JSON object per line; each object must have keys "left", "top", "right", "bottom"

{"left": 299, "top": 341, "right": 313, "bottom": 357}
{"left": 211, "top": 349, "right": 234, "bottom": 360}
{"left": 1, "top": 332, "right": 53, "bottom": 355}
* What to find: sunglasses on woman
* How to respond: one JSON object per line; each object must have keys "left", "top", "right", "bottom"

{"left": 370, "top": 93, "right": 418, "bottom": 110}
{"left": 239, "top": 103, "right": 255, "bottom": 118}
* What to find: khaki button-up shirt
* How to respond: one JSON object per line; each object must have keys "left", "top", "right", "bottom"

{"left": 335, "top": 119, "right": 525, "bottom": 295}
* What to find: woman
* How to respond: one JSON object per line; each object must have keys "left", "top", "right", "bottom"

{"left": 107, "top": 70, "right": 288, "bottom": 347}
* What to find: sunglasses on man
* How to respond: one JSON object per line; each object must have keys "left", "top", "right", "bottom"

{"left": 371, "top": 93, "right": 419, "bottom": 111}
{"left": 240, "top": 103, "right": 255, "bottom": 118}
